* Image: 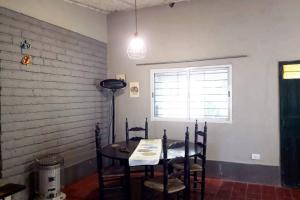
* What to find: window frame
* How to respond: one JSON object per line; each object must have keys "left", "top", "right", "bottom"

{"left": 150, "top": 64, "right": 232, "bottom": 123}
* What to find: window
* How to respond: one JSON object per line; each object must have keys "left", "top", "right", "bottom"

{"left": 150, "top": 65, "right": 232, "bottom": 123}
{"left": 283, "top": 64, "right": 300, "bottom": 79}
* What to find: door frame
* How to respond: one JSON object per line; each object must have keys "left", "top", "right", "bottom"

{"left": 279, "top": 59, "right": 300, "bottom": 186}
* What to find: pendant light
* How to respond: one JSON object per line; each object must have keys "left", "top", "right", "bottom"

{"left": 127, "top": 0, "right": 146, "bottom": 59}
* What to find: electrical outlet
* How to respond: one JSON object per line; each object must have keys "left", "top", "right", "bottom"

{"left": 251, "top": 153, "right": 261, "bottom": 160}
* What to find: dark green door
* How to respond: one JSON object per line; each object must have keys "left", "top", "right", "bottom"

{"left": 279, "top": 60, "right": 300, "bottom": 187}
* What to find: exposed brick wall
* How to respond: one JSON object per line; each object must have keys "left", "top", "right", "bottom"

{"left": 0, "top": 7, "right": 108, "bottom": 199}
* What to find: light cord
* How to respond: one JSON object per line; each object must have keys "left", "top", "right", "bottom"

{"left": 135, "top": 0, "right": 138, "bottom": 35}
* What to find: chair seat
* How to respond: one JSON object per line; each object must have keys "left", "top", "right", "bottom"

{"left": 103, "top": 165, "right": 125, "bottom": 178}
{"left": 172, "top": 162, "right": 203, "bottom": 172}
{"left": 144, "top": 177, "right": 185, "bottom": 194}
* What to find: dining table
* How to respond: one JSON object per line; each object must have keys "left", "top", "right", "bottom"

{"left": 102, "top": 139, "right": 202, "bottom": 199}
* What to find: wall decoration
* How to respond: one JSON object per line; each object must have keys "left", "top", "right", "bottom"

{"left": 20, "top": 40, "right": 31, "bottom": 49}
{"left": 130, "top": 82, "right": 139, "bottom": 98}
{"left": 20, "top": 39, "right": 32, "bottom": 65}
{"left": 116, "top": 74, "right": 126, "bottom": 81}
{"left": 21, "top": 55, "right": 32, "bottom": 65}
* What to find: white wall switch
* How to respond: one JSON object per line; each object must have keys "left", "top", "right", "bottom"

{"left": 251, "top": 153, "right": 261, "bottom": 160}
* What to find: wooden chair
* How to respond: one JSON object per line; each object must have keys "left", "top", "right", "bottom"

{"left": 125, "top": 118, "right": 148, "bottom": 143}
{"left": 95, "top": 122, "right": 125, "bottom": 200}
{"left": 142, "top": 128, "right": 190, "bottom": 200}
{"left": 125, "top": 118, "right": 153, "bottom": 177}
{"left": 172, "top": 121, "right": 207, "bottom": 200}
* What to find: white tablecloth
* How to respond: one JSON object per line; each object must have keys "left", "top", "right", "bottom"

{"left": 129, "top": 139, "right": 162, "bottom": 166}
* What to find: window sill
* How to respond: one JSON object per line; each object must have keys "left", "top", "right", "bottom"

{"left": 151, "top": 117, "right": 232, "bottom": 124}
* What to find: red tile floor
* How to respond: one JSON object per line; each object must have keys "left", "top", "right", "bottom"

{"left": 64, "top": 173, "right": 300, "bottom": 200}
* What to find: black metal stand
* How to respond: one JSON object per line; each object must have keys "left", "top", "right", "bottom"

{"left": 111, "top": 89, "right": 116, "bottom": 144}
{"left": 99, "top": 79, "right": 126, "bottom": 145}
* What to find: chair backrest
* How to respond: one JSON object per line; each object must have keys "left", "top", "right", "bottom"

{"left": 183, "top": 128, "right": 190, "bottom": 199}
{"left": 95, "top": 122, "right": 104, "bottom": 195}
{"left": 194, "top": 120, "right": 207, "bottom": 164}
{"left": 162, "top": 130, "right": 168, "bottom": 199}
{"left": 162, "top": 128, "right": 190, "bottom": 199}
{"left": 95, "top": 122, "right": 102, "bottom": 164}
{"left": 125, "top": 118, "right": 148, "bottom": 143}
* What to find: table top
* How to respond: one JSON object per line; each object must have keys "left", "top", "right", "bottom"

{"left": 102, "top": 140, "right": 201, "bottom": 161}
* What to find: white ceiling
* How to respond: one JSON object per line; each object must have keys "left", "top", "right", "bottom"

{"left": 64, "top": 0, "right": 190, "bottom": 13}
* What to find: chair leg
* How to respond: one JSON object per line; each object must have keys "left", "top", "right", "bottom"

{"left": 99, "top": 185, "right": 104, "bottom": 200}
{"left": 125, "top": 163, "right": 131, "bottom": 200}
{"left": 141, "top": 181, "right": 145, "bottom": 200}
{"left": 150, "top": 166, "right": 154, "bottom": 178}
{"left": 184, "top": 185, "right": 190, "bottom": 200}
{"left": 163, "top": 190, "right": 168, "bottom": 200}
{"left": 145, "top": 166, "right": 148, "bottom": 177}
{"left": 193, "top": 171, "right": 197, "bottom": 188}
{"left": 120, "top": 176, "right": 125, "bottom": 187}
{"left": 201, "top": 170, "right": 205, "bottom": 200}
{"left": 176, "top": 192, "right": 180, "bottom": 200}
{"left": 98, "top": 173, "right": 104, "bottom": 200}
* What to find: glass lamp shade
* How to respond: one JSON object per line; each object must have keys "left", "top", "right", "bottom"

{"left": 127, "top": 33, "right": 146, "bottom": 59}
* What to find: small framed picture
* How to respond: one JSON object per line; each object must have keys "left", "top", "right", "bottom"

{"left": 130, "top": 82, "right": 139, "bottom": 98}
{"left": 116, "top": 74, "right": 126, "bottom": 81}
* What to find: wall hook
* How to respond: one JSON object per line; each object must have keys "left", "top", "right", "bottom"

{"left": 20, "top": 40, "right": 31, "bottom": 49}
{"left": 21, "top": 55, "right": 32, "bottom": 65}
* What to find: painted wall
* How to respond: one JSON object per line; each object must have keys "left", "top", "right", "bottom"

{"left": 0, "top": 0, "right": 107, "bottom": 42}
{"left": 0, "top": 7, "right": 108, "bottom": 199}
{"left": 108, "top": 0, "right": 300, "bottom": 166}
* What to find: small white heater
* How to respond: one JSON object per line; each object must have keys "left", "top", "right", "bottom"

{"left": 35, "top": 154, "right": 66, "bottom": 200}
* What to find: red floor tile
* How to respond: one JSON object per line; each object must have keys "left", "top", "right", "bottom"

{"left": 64, "top": 173, "right": 300, "bottom": 200}
{"left": 231, "top": 182, "right": 247, "bottom": 200}
{"left": 276, "top": 187, "right": 293, "bottom": 200}
{"left": 215, "top": 182, "right": 234, "bottom": 200}
{"left": 291, "top": 188, "right": 300, "bottom": 200}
